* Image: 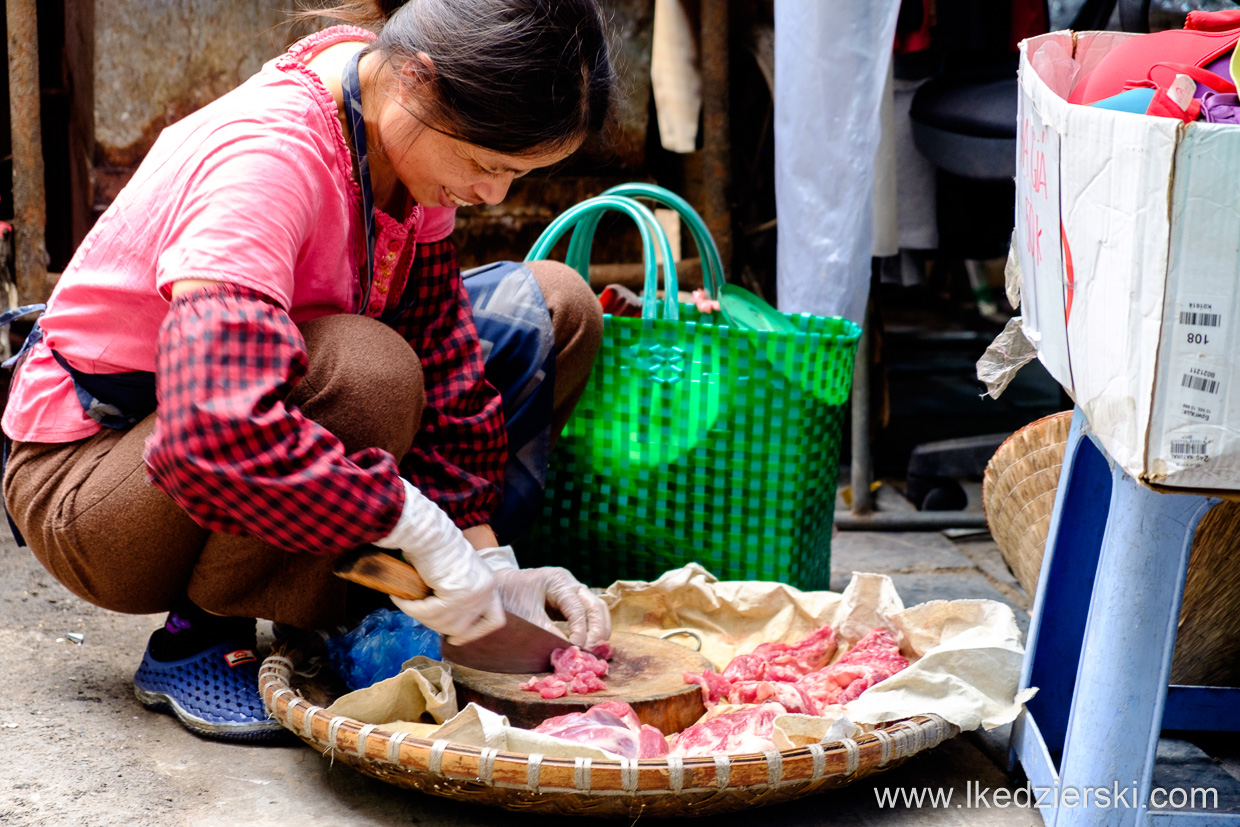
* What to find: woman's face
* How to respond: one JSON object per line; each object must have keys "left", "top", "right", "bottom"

{"left": 370, "top": 85, "right": 580, "bottom": 209}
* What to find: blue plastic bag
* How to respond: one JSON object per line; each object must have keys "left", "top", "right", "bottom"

{"left": 326, "top": 608, "right": 442, "bottom": 690}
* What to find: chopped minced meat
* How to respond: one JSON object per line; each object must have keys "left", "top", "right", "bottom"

{"left": 520, "top": 644, "right": 612, "bottom": 699}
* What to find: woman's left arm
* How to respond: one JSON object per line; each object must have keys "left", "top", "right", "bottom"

{"left": 388, "top": 238, "right": 506, "bottom": 532}
{"left": 389, "top": 251, "right": 611, "bottom": 646}
{"left": 462, "top": 524, "right": 499, "bottom": 550}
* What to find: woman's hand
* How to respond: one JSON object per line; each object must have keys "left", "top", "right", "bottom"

{"left": 376, "top": 480, "right": 504, "bottom": 644}
{"left": 478, "top": 547, "right": 612, "bottom": 650}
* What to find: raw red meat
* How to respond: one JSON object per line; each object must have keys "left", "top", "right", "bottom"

{"left": 666, "top": 702, "right": 787, "bottom": 757}
{"left": 683, "top": 625, "right": 909, "bottom": 712}
{"left": 533, "top": 701, "right": 669, "bottom": 759}
{"left": 520, "top": 645, "right": 612, "bottom": 699}
{"left": 725, "top": 679, "right": 818, "bottom": 715}
{"left": 681, "top": 668, "right": 733, "bottom": 704}
{"left": 639, "top": 724, "right": 671, "bottom": 758}
{"left": 520, "top": 675, "right": 570, "bottom": 699}
{"left": 683, "top": 625, "right": 839, "bottom": 706}
{"left": 721, "top": 625, "right": 839, "bottom": 682}
{"left": 551, "top": 645, "right": 609, "bottom": 679}
{"left": 836, "top": 628, "right": 904, "bottom": 667}
{"left": 718, "top": 653, "right": 768, "bottom": 683}
{"left": 795, "top": 628, "right": 909, "bottom": 707}
{"left": 569, "top": 671, "right": 607, "bottom": 694}
{"left": 798, "top": 663, "right": 884, "bottom": 706}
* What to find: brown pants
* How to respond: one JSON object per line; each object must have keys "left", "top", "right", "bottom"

{"left": 4, "top": 261, "right": 601, "bottom": 629}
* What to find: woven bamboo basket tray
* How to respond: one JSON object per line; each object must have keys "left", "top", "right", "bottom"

{"left": 1173, "top": 500, "right": 1240, "bottom": 686}
{"left": 981, "top": 410, "right": 1072, "bottom": 597}
{"left": 259, "top": 646, "right": 960, "bottom": 818}
{"left": 980, "top": 410, "right": 1240, "bottom": 686}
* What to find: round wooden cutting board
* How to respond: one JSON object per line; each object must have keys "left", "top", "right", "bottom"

{"left": 450, "top": 631, "right": 713, "bottom": 734}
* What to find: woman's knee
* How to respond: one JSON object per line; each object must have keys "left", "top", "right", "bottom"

{"left": 526, "top": 260, "right": 603, "bottom": 361}
{"left": 525, "top": 260, "right": 603, "bottom": 437}
{"left": 294, "top": 314, "right": 425, "bottom": 456}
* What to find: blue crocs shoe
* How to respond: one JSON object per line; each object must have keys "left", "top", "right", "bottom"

{"left": 133, "top": 634, "right": 287, "bottom": 743}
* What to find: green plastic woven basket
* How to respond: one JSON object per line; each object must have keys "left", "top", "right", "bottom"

{"left": 515, "top": 186, "right": 860, "bottom": 589}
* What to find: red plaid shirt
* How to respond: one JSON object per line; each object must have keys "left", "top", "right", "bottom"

{"left": 387, "top": 240, "right": 507, "bottom": 526}
{"left": 145, "top": 240, "right": 506, "bottom": 555}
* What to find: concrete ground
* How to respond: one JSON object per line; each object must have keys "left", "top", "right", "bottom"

{"left": 0, "top": 481, "right": 1235, "bottom": 826}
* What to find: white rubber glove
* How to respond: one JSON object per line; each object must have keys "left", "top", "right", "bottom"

{"left": 478, "top": 546, "right": 612, "bottom": 650}
{"left": 375, "top": 479, "right": 504, "bottom": 645}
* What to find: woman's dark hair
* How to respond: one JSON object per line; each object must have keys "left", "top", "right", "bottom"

{"left": 308, "top": 0, "right": 615, "bottom": 155}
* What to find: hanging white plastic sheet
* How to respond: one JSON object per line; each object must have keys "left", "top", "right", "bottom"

{"left": 774, "top": 0, "right": 901, "bottom": 324}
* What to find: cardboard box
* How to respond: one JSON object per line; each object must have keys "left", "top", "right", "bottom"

{"left": 1017, "top": 30, "right": 1240, "bottom": 492}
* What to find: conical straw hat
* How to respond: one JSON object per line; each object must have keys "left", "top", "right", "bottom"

{"left": 981, "top": 411, "right": 1072, "bottom": 597}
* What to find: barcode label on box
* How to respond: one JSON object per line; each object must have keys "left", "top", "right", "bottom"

{"left": 1181, "top": 373, "right": 1221, "bottom": 394}
{"left": 1172, "top": 360, "right": 1227, "bottom": 431}
{"left": 1167, "top": 297, "right": 1232, "bottom": 450}
{"left": 1174, "top": 298, "right": 1227, "bottom": 360}
{"left": 1170, "top": 437, "right": 1209, "bottom": 459}
{"left": 1178, "top": 310, "right": 1222, "bottom": 327}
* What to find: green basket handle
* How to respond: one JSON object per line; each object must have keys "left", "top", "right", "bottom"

{"left": 525, "top": 195, "right": 679, "bottom": 321}
{"left": 593, "top": 183, "right": 727, "bottom": 299}
{"left": 562, "top": 184, "right": 725, "bottom": 302}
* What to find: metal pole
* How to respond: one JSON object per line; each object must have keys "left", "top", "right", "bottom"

{"left": 834, "top": 510, "right": 989, "bottom": 531}
{"left": 7, "top": 0, "right": 49, "bottom": 306}
{"left": 850, "top": 300, "right": 875, "bottom": 515}
{"left": 838, "top": 296, "right": 990, "bottom": 531}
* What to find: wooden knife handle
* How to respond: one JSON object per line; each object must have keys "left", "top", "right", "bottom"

{"left": 333, "top": 547, "right": 431, "bottom": 602}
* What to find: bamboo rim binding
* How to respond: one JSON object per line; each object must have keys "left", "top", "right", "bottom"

{"left": 259, "top": 649, "right": 960, "bottom": 816}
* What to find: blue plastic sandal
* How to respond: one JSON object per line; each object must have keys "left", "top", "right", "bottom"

{"left": 133, "top": 634, "right": 286, "bottom": 743}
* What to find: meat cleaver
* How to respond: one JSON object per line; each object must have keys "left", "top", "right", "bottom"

{"left": 333, "top": 547, "right": 567, "bottom": 674}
